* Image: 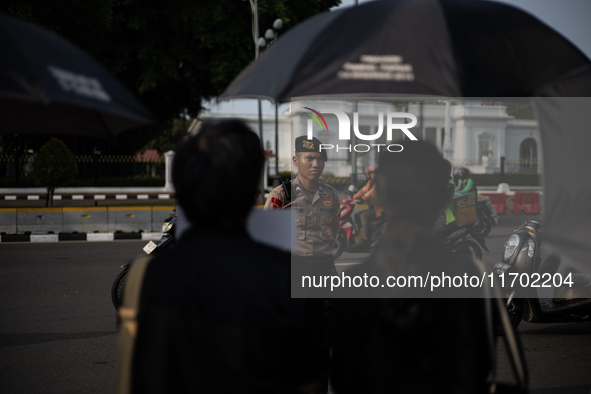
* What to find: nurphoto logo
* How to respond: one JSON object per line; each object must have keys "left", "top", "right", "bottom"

{"left": 304, "top": 107, "right": 417, "bottom": 153}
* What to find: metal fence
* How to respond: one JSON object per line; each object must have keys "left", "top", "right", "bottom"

{"left": 0, "top": 154, "right": 165, "bottom": 187}
{"left": 452, "top": 157, "right": 539, "bottom": 173}
{"left": 266, "top": 157, "right": 355, "bottom": 178}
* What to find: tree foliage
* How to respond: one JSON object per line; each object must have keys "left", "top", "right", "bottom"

{"left": 33, "top": 138, "right": 78, "bottom": 206}
{"left": 2, "top": 0, "right": 340, "bottom": 152}
{"left": 505, "top": 104, "right": 535, "bottom": 120}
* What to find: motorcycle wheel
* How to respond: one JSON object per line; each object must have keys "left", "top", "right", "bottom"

{"left": 466, "top": 240, "right": 483, "bottom": 261}
{"left": 331, "top": 230, "right": 347, "bottom": 260}
{"left": 507, "top": 298, "right": 524, "bottom": 330}
{"left": 111, "top": 268, "right": 129, "bottom": 310}
{"left": 475, "top": 219, "right": 492, "bottom": 238}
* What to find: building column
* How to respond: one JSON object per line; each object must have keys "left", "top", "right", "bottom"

{"left": 164, "top": 150, "right": 175, "bottom": 192}
{"left": 443, "top": 100, "right": 454, "bottom": 162}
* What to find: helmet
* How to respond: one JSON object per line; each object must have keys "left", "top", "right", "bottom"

{"left": 454, "top": 167, "right": 470, "bottom": 180}
{"left": 347, "top": 184, "right": 358, "bottom": 196}
{"left": 366, "top": 164, "right": 379, "bottom": 178}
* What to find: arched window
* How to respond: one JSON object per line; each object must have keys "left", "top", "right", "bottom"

{"left": 477, "top": 133, "right": 494, "bottom": 164}
{"left": 519, "top": 138, "right": 537, "bottom": 173}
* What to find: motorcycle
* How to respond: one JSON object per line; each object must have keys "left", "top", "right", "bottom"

{"left": 331, "top": 185, "right": 385, "bottom": 259}
{"left": 494, "top": 206, "right": 591, "bottom": 329}
{"left": 437, "top": 221, "right": 489, "bottom": 261}
{"left": 474, "top": 198, "right": 499, "bottom": 238}
{"left": 110, "top": 207, "right": 177, "bottom": 310}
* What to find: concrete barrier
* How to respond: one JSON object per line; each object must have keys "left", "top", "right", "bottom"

{"left": 108, "top": 206, "right": 152, "bottom": 233}
{"left": 31, "top": 234, "right": 59, "bottom": 242}
{"left": 0, "top": 208, "right": 17, "bottom": 234}
{"left": 63, "top": 207, "right": 109, "bottom": 232}
{"left": 151, "top": 206, "right": 175, "bottom": 232}
{"left": 87, "top": 233, "right": 114, "bottom": 242}
{"left": 16, "top": 208, "right": 63, "bottom": 234}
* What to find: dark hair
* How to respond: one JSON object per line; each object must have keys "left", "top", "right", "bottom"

{"left": 377, "top": 140, "right": 449, "bottom": 226}
{"left": 172, "top": 119, "right": 264, "bottom": 231}
{"left": 372, "top": 141, "right": 453, "bottom": 279}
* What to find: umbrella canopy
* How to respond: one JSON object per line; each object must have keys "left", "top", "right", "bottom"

{"left": 221, "top": 0, "right": 589, "bottom": 102}
{"left": 0, "top": 15, "right": 153, "bottom": 137}
{"left": 534, "top": 67, "right": 591, "bottom": 274}
{"left": 221, "top": 0, "right": 591, "bottom": 275}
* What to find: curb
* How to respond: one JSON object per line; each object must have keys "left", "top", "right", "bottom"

{"left": 2, "top": 193, "right": 174, "bottom": 201}
{"left": 0, "top": 232, "right": 163, "bottom": 243}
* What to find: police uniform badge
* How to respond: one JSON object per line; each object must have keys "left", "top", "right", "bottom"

{"left": 302, "top": 140, "right": 314, "bottom": 150}
{"left": 294, "top": 135, "right": 327, "bottom": 161}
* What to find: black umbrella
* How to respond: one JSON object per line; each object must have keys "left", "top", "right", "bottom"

{"left": 221, "top": 0, "right": 589, "bottom": 101}
{"left": 0, "top": 14, "right": 153, "bottom": 137}
{"left": 221, "top": 0, "right": 591, "bottom": 275}
{"left": 534, "top": 68, "right": 591, "bottom": 275}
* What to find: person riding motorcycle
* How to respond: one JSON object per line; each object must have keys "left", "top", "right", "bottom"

{"left": 432, "top": 160, "right": 456, "bottom": 237}
{"left": 455, "top": 167, "right": 478, "bottom": 201}
{"left": 352, "top": 164, "right": 384, "bottom": 247}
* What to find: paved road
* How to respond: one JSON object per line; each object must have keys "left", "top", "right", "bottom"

{"left": 0, "top": 241, "right": 141, "bottom": 394}
{"left": 0, "top": 216, "right": 589, "bottom": 393}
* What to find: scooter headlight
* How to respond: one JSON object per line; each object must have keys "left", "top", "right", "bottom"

{"left": 527, "top": 238, "right": 535, "bottom": 258}
{"left": 161, "top": 221, "right": 174, "bottom": 233}
{"left": 504, "top": 234, "right": 520, "bottom": 259}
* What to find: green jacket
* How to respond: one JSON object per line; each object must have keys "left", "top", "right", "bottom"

{"left": 444, "top": 179, "right": 456, "bottom": 225}
{"left": 457, "top": 178, "right": 477, "bottom": 201}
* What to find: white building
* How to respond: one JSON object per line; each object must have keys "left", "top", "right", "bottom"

{"left": 199, "top": 100, "right": 541, "bottom": 178}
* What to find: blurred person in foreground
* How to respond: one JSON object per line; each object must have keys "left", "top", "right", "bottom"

{"left": 130, "top": 120, "right": 326, "bottom": 394}
{"left": 330, "top": 141, "right": 491, "bottom": 394}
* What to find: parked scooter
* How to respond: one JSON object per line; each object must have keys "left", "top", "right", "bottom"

{"left": 110, "top": 206, "right": 177, "bottom": 310}
{"left": 332, "top": 185, "right": 385, "bottom": 259}
{"left": 494, "top": 206, "right": 591, "bottom": 329}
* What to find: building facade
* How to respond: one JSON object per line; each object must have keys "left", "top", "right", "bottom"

{"left": 199, "top": 100, "right": 542, "bottom": 178}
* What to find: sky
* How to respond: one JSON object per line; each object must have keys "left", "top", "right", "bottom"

{"left": 206, "top": 0, "right": 591, "bottom": 115}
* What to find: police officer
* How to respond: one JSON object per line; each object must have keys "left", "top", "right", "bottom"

{"left": 265, "top": 135, "right": 340, "bottom": 275}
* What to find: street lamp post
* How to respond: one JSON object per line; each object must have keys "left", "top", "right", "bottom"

{"left": 247, "top": 2, "right": 283, "bottom": 202}
{"left": 263, "top": 19, "right": 283, "bottom": 177}
{"left": 247, "top": 0, "right": 267, "bottom": 204}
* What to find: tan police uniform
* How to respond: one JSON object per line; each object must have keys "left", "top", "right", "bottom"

{"left": 265, "top": 175, "right": 340, "bottom": 258}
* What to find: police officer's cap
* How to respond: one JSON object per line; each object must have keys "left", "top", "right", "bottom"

{"left": 295, "top": 136, "right": 327, "bottom": 161}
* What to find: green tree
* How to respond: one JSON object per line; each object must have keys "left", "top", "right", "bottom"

{"left": 33, "top": 138, "right": 78, "bottom": 207}
{"left": 505, "top": 104, "right": 535, "bottom": 120}
{"left": 2, "top": 0, "right": 340, "bottom": 152}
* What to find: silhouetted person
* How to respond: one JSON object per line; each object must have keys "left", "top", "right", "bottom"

{"left": 330, "top": 141, "right": 491, "bottom": 394}
{"left": 131, "top": 120, "right": 326, "bottom": 394}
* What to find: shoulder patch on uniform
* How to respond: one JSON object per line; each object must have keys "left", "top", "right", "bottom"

{"left": 322, "top": 200, "right": 333, "bottom": 207}
{"left": 270, "top": 197, "right": 283, "bottom": 209}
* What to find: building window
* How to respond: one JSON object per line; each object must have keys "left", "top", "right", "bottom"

{"left": 478, "top": 134, "right": 494, "bottom": 164}
{"left": 520, "top": 138, "right": 537, "bottom": 173}
{"left": 440, "top": 128, "right": 453, "bottom": 147}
